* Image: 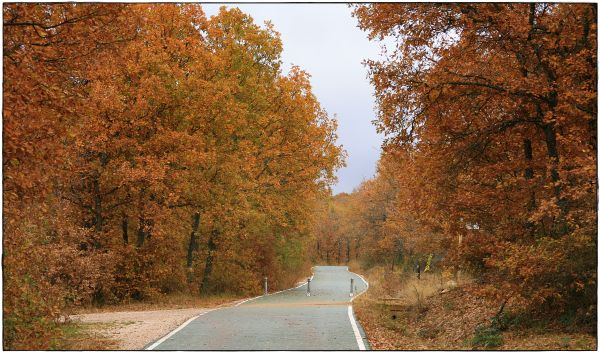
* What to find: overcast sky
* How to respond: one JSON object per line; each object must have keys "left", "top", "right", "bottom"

{"left": 202, "top": 4, "right": 386, "bottom": 195}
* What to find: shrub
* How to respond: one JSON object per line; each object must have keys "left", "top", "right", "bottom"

{"left": 471, "top": 325, "right": 503, "bottom": 349}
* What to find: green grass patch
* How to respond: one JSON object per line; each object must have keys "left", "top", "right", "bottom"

{"left": 50, "top": 322, "right": 116, "bottom": 350}
{"left": 471, "top": 325, "right": 503, "bottom": 349}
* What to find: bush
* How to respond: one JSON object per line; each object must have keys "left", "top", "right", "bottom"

{"left": 490, "top": 311, "right": 514, "bottom": 331}
{"left": 471, "top": 325, "right": 503, "bottom": 349}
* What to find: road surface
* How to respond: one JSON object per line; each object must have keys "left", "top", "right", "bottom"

{"left": 146, "top": 266, "right": 369, "bottom": 350}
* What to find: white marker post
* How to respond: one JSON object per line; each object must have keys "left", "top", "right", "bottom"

{"left": 350, "top": 278, "right": 354, "bottom": 297}
{"left": 307, "top": 277, "right": 311, "bottom": 296}
{"left": 264, "top": 276, "right": 268, "bottom": 295}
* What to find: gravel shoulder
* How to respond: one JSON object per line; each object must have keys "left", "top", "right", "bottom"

{"left": 70, "top": 307, "right": 214, "bottom": 350}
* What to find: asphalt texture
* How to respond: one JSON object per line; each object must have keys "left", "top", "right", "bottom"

{"left": 148, "top": 266, "right": 369, "bottom": 350}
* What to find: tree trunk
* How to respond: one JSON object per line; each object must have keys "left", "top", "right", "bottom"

{"left": 337, "top": 240, "right": 341, "bottom": 264}
{"left": 523, "top": 138, "right": 536, "bottom": 236}
{"left": 542, "top": 122, "right": 568, "bottom": 235}
{"left": 136, "top": 189, "right": 146, "bottom": 247}
{"left": 543, "top": 124, "right": 561, "bottom": 183}
{"left": 146, "top": 219, "right": 153, "bottom": 240}
{"left": 92, "top": 177, "right": 103, "bottom": 233}
{"left": 523, "top": 138, "right": 534, "bottom": 179}
{"left": 317, "top": 240, "right": 321, "bottom": 260}
{"left": 136, "top": 215, "right": 145, "bottom": 248}
{"left": 346, "top": 238, "right": 350, "bottom": 264}
{"left": 200, "top": 228, "right": 218, "bottom": 295}
{"left": 122, "top": 215, "right": 128, "bottom": 245}
{"left": 187, "top": 212, "right": 201, "bottom": 269}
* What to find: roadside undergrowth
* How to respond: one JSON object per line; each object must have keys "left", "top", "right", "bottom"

{"left": 52, "top": 322, "right": 117, "bottom": 350}
{"left": 71, "top": 292, "right": 245, "bottom": 315}
{"left": 351, "top": 264, "right": 596, "bottom": 350}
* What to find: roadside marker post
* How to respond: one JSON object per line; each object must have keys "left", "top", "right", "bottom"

{"left": 350, "top": 278, "right": 354, "bottom": 297}
{"left": 264, "top": 276, "right": 268, "bottom": 295}
{"left": 307, "top": 277, "right": 311, "bottom": 296}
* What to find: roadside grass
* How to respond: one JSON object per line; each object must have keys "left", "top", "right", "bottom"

{"left": 351, "top": 264, "right": 597, "bottom": 350}
{"left": 471, "top": 325, "right": 503, "bottom": 349}
{"left": 351, "top": 264, "right": 473, "bottom": 350}
{"left": 52, "top": 322, "right": 118, "bottom": 350}
{"left": 501, "top": 332, "right": 596, "bottom": 350}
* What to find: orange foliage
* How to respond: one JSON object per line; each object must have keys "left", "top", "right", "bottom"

{"left": 3, "top": 4, "right": 343, "bottom": 349}
{"left": 351, "top": 2, "right": 596, "bottom": 319}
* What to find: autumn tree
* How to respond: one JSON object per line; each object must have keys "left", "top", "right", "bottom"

{"left": 3, "top": 4, "right": 343, "bottom": 349}
{"left": 354, "top": 3, "right": 596, "bottom": 319}
{"left": 3, "top": 4, "right": 142, "bottom": 349}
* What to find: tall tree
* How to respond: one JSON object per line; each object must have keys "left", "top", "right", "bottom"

{"left": 354, "top": 3, "right": 596, "bottom": 314}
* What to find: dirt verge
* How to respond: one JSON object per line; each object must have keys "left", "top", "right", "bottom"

{"left": 70, "top": 307, "right": 213, "bottom": 350}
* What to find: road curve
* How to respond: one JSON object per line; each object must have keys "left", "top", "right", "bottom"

{"left": 146, "top": 266, "right": 369, "bottom": 350}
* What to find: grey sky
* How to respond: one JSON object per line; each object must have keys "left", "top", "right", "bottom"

{"left": 202, "top": 4, "right": 385, "bottom": 195}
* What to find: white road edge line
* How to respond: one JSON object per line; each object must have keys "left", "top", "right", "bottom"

{"left": 235, "top": 267, "right": 315, "bottom": 306}
{"left": 348, "top": 267, "right": 369, "bottom": 302}
{"left": 233, "top": 294, "right": 263, "bottom": 307}
{"left": 348, "top": 305, "right": 366, "bottom": 350}
{"left": 347, "top": 267, "right": 369, "bottom": 350}
{"left": 145, "top": 308, "right": 216, "bottom": 350}
{"left": 146, "top": 267, "right": 316, "bottom": 350}
{"left": 351, "top": 272, "right": 369, "bottom": 302}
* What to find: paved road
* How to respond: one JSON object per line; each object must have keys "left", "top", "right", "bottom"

{"left": 147, "top": 266, "right": 369, "bottom": 350}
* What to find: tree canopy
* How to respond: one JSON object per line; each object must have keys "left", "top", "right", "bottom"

{"left": 3, "top": 4, "right": 343, "bottom": 349}
{"left": 352, "top": 2, "right": 596, "bottom": 314}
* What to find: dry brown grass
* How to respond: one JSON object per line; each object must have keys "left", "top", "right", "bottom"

{"left": 53, "top": 322, "right": 119, "bottom": 350}
{"left": 502, "top": 332, "right": 596, "bottom": 350}
{"left": 352, "top": 265, "right": 482, "bottom": 350}
{"left": 352, "top": 264, "right": 596, "bottom": 350}
{"left": 355, "top": 264, "right": 469, "bottom": 304}
{"left": 70, "top": 292, "right": 243, "bottom": 315}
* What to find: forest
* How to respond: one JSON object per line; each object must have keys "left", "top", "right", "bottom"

{"left": 3, "top": 4, "right": 344, "bottom": 349}
{"left": 313, "top": 3, "right": 597, "bottom": 349}
{"left": 3, "top": 2, "right": 597, "bottom": 351}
